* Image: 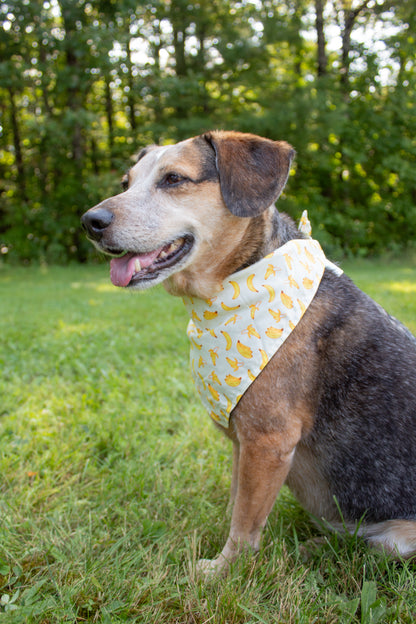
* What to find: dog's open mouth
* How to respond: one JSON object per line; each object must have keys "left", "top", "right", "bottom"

{"left": 109, "top": 234, "right": 194, "bottom": 287}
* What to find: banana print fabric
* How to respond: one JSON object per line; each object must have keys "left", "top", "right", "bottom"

{"left": 184, "top": 238, "right": 342, "bottom": 428}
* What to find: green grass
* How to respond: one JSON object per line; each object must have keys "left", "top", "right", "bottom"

{"left": 1, "top": 259, "right": 416, "bottom": 623}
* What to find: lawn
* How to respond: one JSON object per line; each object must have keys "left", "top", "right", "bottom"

{"left": 1, "top": 259, "right": 416, "bottom": 623}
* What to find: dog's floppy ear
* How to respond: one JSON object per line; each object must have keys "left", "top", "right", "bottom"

{"left": 203, "top": 130, "right": 295, "bottom": 217}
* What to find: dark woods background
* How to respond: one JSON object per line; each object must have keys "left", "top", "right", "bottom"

{"left": 1, "top": 0, "right": 415, "bottom": 263}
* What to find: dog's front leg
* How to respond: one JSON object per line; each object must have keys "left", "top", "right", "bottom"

{"left": 197, "top": 427, "right": 300, "bottom": 577}
{"left": 227, "top": 439, "right": 240, "bottom": 514}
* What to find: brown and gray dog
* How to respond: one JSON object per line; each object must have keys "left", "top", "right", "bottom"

{"left": 81, "top": 130, "right": 416, "bottom": 575}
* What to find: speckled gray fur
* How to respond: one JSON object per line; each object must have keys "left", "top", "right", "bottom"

{"left": 273, "top": 209, "right": 416, "bottom": 523}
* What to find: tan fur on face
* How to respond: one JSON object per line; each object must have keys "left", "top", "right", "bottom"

{"left": 165, "top": 212, "right": 271, "bottom": 299}
{"left": 100, "top": 138, "right": 221, "bottom": 256}
{"left": 83, "top": 131, "right": 294, "bottom": 298}
{"left": 89, "top": 137, "right": 274, "bottom": 299}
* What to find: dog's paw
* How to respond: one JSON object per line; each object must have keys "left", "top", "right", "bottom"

{"left": 196, "top": 556, "right": 229, "bottom": 578}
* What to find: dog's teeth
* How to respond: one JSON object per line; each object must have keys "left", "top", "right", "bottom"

{"left": 134, "top": 258, "right": 141, "bottom": 273}
{"left": 158, "top": 238, "right": 183, "bottom": 261}
{"left": 169, "top": 239, "right": 182, "bottom": 253}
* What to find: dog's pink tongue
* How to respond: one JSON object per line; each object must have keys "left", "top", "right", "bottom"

{"left": 110, "top": 249, "right": 162, "bottom": 287}
{"left": 110, "top": 253, "right": 137, "bottom": 287}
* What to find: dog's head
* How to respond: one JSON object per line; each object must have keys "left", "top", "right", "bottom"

{"left": 81, "top": 131, "right": 294, "bottom": 298}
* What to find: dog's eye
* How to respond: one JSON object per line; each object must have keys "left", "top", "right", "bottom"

{"left": 162, "top": 173, "right": 186, "bottom": 186}
{"left": 121, "top": 175, "right": 129, "bottom": 191}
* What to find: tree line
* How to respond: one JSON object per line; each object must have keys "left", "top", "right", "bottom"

{"left": 1, "top": 0, "right": 415, "bottom": 263}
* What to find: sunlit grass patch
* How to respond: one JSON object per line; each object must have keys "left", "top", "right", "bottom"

{"left": 0, "top": 261, "right": 416, "bottom": 622}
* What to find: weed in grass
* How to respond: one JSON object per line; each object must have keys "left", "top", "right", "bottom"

{"left": 1, "top": 262, "right": 416, "bottom": 622}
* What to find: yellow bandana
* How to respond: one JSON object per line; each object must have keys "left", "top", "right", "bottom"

{"left": 184, "top": 235, "right": 341, "bottom": 428}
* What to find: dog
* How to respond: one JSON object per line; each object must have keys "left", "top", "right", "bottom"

{"left": 81, "top": 130, "right": 416, "bottom": 575}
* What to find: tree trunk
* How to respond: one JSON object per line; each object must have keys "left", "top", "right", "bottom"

{"left": 35, "top": 14, "right": 53, "bottom": 116}
{"left": 151, "top": 20, "right": 164, "bottom": 127}
{"left": 315, "top": 0, "right": 327, "bottom": 76}
{"left": 59, "top": 0, "right": 84, "bottom": 163}
{"left": 126, "top": 39, "right": 137, "bottom": 132}
{"left": 104, "top": 76, "right": 114, "bottom": 166}
{"left": 90, "top": 137, "right": 99, "bottom": 175}
{"left": 197, "top": 25, "right": 210, "bottom": 114}
{"left": 170, "top": 0, "right": 189, "bottom": 121}
{"left": 340, "top": 0, "right": 371, "bottom": 89}
{"left": 173, "top": 27, "right": 187, "bottom": 78}
{"left": 8, "top": 87, "right": 27, "bottom": 201}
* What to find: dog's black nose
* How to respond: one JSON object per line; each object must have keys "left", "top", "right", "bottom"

{"left": 81, "top": 208, "right": 114, "bottom": 241}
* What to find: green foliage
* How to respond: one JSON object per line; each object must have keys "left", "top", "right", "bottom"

{"left": 1, "top": 261, "right": 416, "bottom": 621}
{"left": 0, "top": 1, "right": 415, "bottom": 262}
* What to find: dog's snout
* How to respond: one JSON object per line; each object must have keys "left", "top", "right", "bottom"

{"left": 81, "top": 208, "right": 114, "bottom": 240}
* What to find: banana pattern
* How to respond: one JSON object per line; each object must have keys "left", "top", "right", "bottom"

{"left": 184, "top": 229, "right": 343, "bottom": 428}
